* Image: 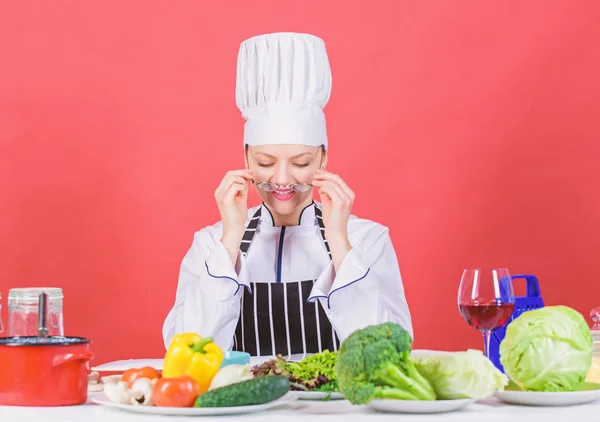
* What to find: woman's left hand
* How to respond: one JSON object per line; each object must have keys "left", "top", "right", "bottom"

{"left": 312, "top": 170, "right": 354, "bottom": 270}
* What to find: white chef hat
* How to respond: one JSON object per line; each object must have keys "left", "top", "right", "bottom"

{"left": 236, "top": 32, "right": 332, "bottom": 149}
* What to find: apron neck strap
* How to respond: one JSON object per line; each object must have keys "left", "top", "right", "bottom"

{"left": 314, "top": 205, "right": 332, "bottom": 260}
{"left": 238, "top": 203, "right": 332, "bottom": 261}
{"left": 239, "top": 207, "right": 262, "bottom": 257}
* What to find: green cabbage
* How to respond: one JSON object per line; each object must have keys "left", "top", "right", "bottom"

{"left": 411, "top": 349, "right": 509, "bottom": 399}
{"left": 499, "top": 305, "right": 593, "bottom": 392}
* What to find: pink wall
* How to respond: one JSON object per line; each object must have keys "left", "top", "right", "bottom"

{"left": 1, "top": 0, "right": 599, "bottom": 364}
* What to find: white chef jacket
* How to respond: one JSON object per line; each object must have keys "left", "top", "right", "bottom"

{"left": 162, "top": 202, "right": 413, "bottom": 351}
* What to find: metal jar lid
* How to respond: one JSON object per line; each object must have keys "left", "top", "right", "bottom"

{"left": 8, "top": 288, "right": 64, "bottom": 307}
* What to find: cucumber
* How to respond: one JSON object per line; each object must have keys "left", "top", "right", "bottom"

{"left": 194, "top": 375, "right": 290, "bottom": 408}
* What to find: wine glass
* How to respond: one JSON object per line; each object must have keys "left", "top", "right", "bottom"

{"left": 458, "top": 268, "right": 516, "bottom": 359}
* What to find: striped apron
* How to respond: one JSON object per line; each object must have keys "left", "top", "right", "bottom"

{"left": 232, "top": 205, "right": 340, "bottom": 357}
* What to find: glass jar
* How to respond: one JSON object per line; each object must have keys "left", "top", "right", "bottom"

{"left": 586, "top": 307, "right": 600, "bottom": 383}
{"left": 8, "top": 288, "right": 64, "bottom": 336}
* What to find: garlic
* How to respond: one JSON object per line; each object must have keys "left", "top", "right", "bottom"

{"left": 209, "top": 364, "right": 254, "bottom": 391}
{"left": 128, "top": 378, "right": 156, "bottom": 406}
{"left": 104, "top": 381, "right": 130, "bottom": 404}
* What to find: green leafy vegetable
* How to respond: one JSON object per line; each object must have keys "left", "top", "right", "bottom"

{"left": 251, "top": 351, "right": 338, "bottom": 392}
{"left": 288, "top": 350, "right": 338, "bottom": 385}
{"left": 334, "top": 322, "right": 436, "bottom": 404}
{"left": 314, "top": 380, "right": 338, "bottom": 392}
{"left": 499, "top": 305, "right": 593, "bottom": 392}
{"left": 411, "top": 349, "right": 509, "bottom": 399}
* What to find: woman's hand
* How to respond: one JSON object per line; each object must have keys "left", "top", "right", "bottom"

{"left": 312, "top": 169, "right": 354, "bottom": 271}
{"left": 214, "top": 169, "right": 253, "bottom": 266}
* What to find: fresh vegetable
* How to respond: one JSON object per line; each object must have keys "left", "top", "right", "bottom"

{"left": 334, "top": 322, "right": 436, "bottom": 404}
{"left": 209, "top": 364, "right": 254, "bottom": 391}
{"left": 499, "top": 305, "right": 593, "bottom": 392}
{"left": 128, "top": 378, "right": 155, "bottom": 406}
{"left": 162, "top": 333, "right": 224, "bottom": 394}
{"left": 411, "top": 349, "right": 509, "bottom": 399}
{"left": 103, "top": 381, "right": 131, "bottom": 404}
{"left": 121, "top": 366, "right": 160, "bottom": 388}
{"left": 88, "top": 371, "right": 103, "bottom": 393}
{"left": 103, "top": 377, "right": 157, "bottom": 406}
{"left": 251, "top": 355, "right": 290, "bottom": 378}
{"left": 153, "top": 376, "right": 201, "bottom": 408}
{"left": 251, "top": 351, "right": 338, "bottom": 392}
{"left": 288, "top": 350, "right": 338, "bottom": 392}
{"left": 195, "top": 375, "right": 290, "bottom": 408}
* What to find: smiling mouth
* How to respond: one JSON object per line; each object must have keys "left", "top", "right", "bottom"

{"left": 271, "top": 190, "right": 295, "bottom": 200}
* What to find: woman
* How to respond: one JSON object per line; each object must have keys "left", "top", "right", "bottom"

{"left": 162, "top": 32, "right": 413, "bottom": 357}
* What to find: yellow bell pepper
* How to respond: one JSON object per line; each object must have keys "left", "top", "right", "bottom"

{"left": 162, "top": 333, "right": 224, "bottom": 393}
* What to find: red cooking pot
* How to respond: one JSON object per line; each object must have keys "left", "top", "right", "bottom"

{"left": 0, "top": 335, "right": 94, "bottom": 406}
{"left": 0, "top": 291, "right": 94, "bottom": 406}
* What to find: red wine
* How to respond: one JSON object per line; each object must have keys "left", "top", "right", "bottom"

{"left": 458, "top": 302, "right": 515, "bottom": 331}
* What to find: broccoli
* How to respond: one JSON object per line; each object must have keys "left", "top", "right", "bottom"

{"left": 334, "top": 322, "right": 436, "bottom": 404}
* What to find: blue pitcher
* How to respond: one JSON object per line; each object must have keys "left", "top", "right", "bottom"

{"left": 488, "top": 274, "right": 545, "bottom": 372}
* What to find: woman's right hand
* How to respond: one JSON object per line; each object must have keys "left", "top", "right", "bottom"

{"left": 214, "top": 169, "right": 253, "bottom": 265}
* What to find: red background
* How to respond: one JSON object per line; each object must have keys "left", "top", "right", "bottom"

{"left": 1, "top": 1, "right": 599, "bottom": 365}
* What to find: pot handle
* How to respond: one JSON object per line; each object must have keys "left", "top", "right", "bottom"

{"left": 52, "top": 352, "right": 95, "bottom": 367}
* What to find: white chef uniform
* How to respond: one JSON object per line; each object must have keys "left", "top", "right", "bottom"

{"left": 162, "top": 33, "right": 413, "bottom": 356}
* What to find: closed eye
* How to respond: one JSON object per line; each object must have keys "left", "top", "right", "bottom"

{"left": 257, "top": 163, "right": 275, "bottom": 168}
{"left": 294, "top": 163, "right": 311, "bottom": 168}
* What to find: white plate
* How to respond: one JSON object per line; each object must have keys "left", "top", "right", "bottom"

{"left": 91, "top": 354, "right": 312, "bottom": 372}
{"left": 91, "top": 393, "right": 295, "bottom": 416}
{"left": 367, "top": 398, "right": 475, "bottom": 414}
{"left": 494, "top": 383, "right": 600, "bottom": 407}
{"left": 248, "top": 353, "right": 314, "bottom": 366}
{"left": 291, "top": 391, "right": 344, "bottom": 401}
{"left": 92, "top": 358, "right": 164, "bottom": 372}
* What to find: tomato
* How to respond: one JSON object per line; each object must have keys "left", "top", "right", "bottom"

{"left": 121, "top": 366, "right": 160, "bottom": 387}
{"left": 153, "top": 376, "right": 201, "bottom": 408}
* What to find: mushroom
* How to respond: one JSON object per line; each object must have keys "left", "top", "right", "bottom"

{"left": 87, "top": 371, "right": 104, "bottom": 393}
{"left": 89, "top": 371, "right": 100, "bottom": 384}
{"left": 128, "top": 378, "right": 156, "bottom": 406}
{"left": 103, "top": 381, "right": 130, "bottom": 404}
{"left": 101, "top": 374, "right": 123, "bottom": 385}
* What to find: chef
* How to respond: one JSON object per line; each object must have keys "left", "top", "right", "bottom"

{"left": 162, "top": 32, "right": 413, "bottom": 357}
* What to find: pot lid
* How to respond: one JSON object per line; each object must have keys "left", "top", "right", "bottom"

{"left": 0, "top": 336, "right": 90, "bottom": 346}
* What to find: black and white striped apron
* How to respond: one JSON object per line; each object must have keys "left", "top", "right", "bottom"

{"left": 232, "top": 205, "right": 340, "bottom": 357}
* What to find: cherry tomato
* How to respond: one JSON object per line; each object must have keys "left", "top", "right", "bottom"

{"left": 121, "top": 366, "right": 160, "bottom": 387}
{"left": 153, "top": 376, "right": 201, "bottom": 408}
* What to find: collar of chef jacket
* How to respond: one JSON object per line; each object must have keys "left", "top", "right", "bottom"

{"left": 254, "top": 201, "right": 318, "bottom": 229}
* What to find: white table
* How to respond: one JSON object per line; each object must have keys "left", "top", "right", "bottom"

{"left": 0, "top": 393, "right": 598, "bottom": 422}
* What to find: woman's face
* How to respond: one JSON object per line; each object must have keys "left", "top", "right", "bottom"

{"left": 245, "top": 144, "right": 327, "bottom": 217}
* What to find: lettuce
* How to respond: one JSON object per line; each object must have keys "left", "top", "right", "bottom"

{"left": 411, "top": 349, "right": 509, "bottom": 399}
{"left": 499, "top": 305, "right": 593, "bottom": 392}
